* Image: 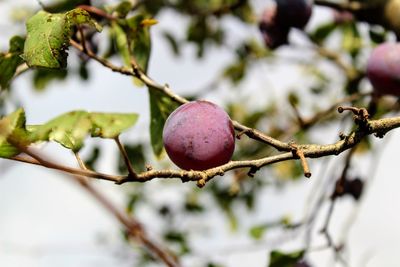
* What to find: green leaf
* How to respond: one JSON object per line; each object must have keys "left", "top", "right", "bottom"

{"left": 23, "top": 11, "right": 71, "bottom": 68}
{"left": 369, "top": 26, "right": 387, "bottom": 44}
{"left": 268, "top": 250, "right": 305, "bottom": 267}
{"left": 0, "top": 108, "right": 31, "bottom": 158}
{"left": 184, "top": 193, "right": 205, "bottom": 213}
{"left": 341, "top": 22, "right": 362, "bottom": 58}
{"left": 90, "top": 112, "right": 138, "bottom": 138}
{"left": 32, "top": 68, "right": 68, "bottom": 91}
{"left": 114, "top": 1, "right": 133, "bottom": 18}
{"left": 149, "top": 88, "right": 179, "bottom": 157}
{"left": 112, "top": 15, "right": 154, "bottom": 86}
{"left": 28, "top": 110, "right": 138, "bottom": 151}
{"left": 207, "top": 263, "right": 225, "bottom": 267}
{"left": 164, "top": 231, "right": 185, "bottom": 243}
{"left": 126, "top": 15, "right": 153, "bottom": 72}
{"left": 84, "top": 145, "right": 101, "bottom": 170}
{"left": 0, "top": 36, "right": 25, "bottom": 89}
{"left": 43, "top": 0, "right": 91, "bottom": 13}
{"left": 163, "top": 230, "right": 191, "bottom": 255}
{"left": 29, "top": 110, "right": 92, "bottom": 151}
{"left": 223, "top": 60, "right": 247, "bottom": 84}
{"left": 111, "top": 22, "right": 131, "bottom": 66}
{"left": 309, "top": 22, "right": 337, "bottom": 44}
{"left": 23, "top": 9, "right": 100, "bottom": 69}
{"left": 65, "top": 8, "right": 102, "bottom": 31}
{"left": 249, "top": 224, "right": 268, "bottom": 240}
{"left": 232, "top": 1, "right": 255, "bottom": 23}
{"left": 163, "top": 31, "right": 180, "bottom": 56}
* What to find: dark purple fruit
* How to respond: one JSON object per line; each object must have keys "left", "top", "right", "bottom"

{"left": 367, "top": 43, "right": 400, "bottom": 96}
{"left": 259, "top": 5, "right": 290, "bottom": 49}
{"left": 163, "top": 100, "right": 235, "bottom": 171}
{"left": 275, "top": 0, "right": 313, "bottom": 29}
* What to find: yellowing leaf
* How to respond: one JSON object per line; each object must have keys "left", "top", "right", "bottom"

{"left": 141, "top": 18, "right": 158, "bottom": 27}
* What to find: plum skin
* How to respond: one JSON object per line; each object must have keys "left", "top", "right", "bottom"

{"left": 258, "top": 0, "right": 312, "bottom": 49}
{"left": 259, "top": 5, "right": 290, "bottom": 49}
{"left": 275, "top": 0, "right": 313, "bottom": 29}
{"left": 162, "top": 100, "right": 235, "bottom": 171}
{"left": 367, "top": 43, "right": 400, "bottom": 96}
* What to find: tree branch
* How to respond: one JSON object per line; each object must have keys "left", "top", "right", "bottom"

{"left": 50, "top": 39, "right": 394, "bottom": 185}
{"left": 11, "top": 150, "right": 125, "bottom": 183}
{"left": 4, "top": 41, "right": 399, "bottom": 189}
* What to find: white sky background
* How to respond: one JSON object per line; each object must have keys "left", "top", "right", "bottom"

{"left": 0, "top": 1, "right": 400, "bottom": 267}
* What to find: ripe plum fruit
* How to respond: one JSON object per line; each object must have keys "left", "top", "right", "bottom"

{"left": 259, "top": 5, "right": 290, "bottom": 49}
{"left": 367, "top": 42, "right": 400, "bottom": 96}
{"left": 163, "top": 101, "right": 235, "bottom": 171}
{"left": 275, "top": 0, "right": 313, "bottom": 29}
{"left": 258, "top": 0, "right": 312, "bottom": 49}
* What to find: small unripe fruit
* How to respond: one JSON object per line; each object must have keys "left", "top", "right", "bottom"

{"left": 366, "top": 43, "right": 400, "bottom": 96}
{"left": 162, "top": 100, "right": 235, "bottom": 171}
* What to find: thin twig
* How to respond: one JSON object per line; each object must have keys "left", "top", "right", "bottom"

{"left": 299, "top": 92, "right": 370, "bottom": 129}
{"left": 114, "top": 136, "right": 138, "bottom": 179}
{"left": 74, "top": 152, "right": 89, "bottom": 170}
{"left": 290, "top": 143, "right": 312, "bottom": 178}
{"left": 77, "top": 5, "right": 117, "bottom": 21}
{"left": 297, "top": 149, "right": 311, "bottom": 178}
{"left": 11, "top": 151, "right": 124, "bottom": 183}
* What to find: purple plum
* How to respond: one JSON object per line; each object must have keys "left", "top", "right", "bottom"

{"left": 275, "top": 0, "right": 313, "bottom": 29}
{"left": 163, "top": 100, "right": 235, "bottom": 171}
{"left": 259, "top": 5, "right": 290, "bottom": 49}
{"left": 367, "top": 42, "right": 400, "bottom": 96}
